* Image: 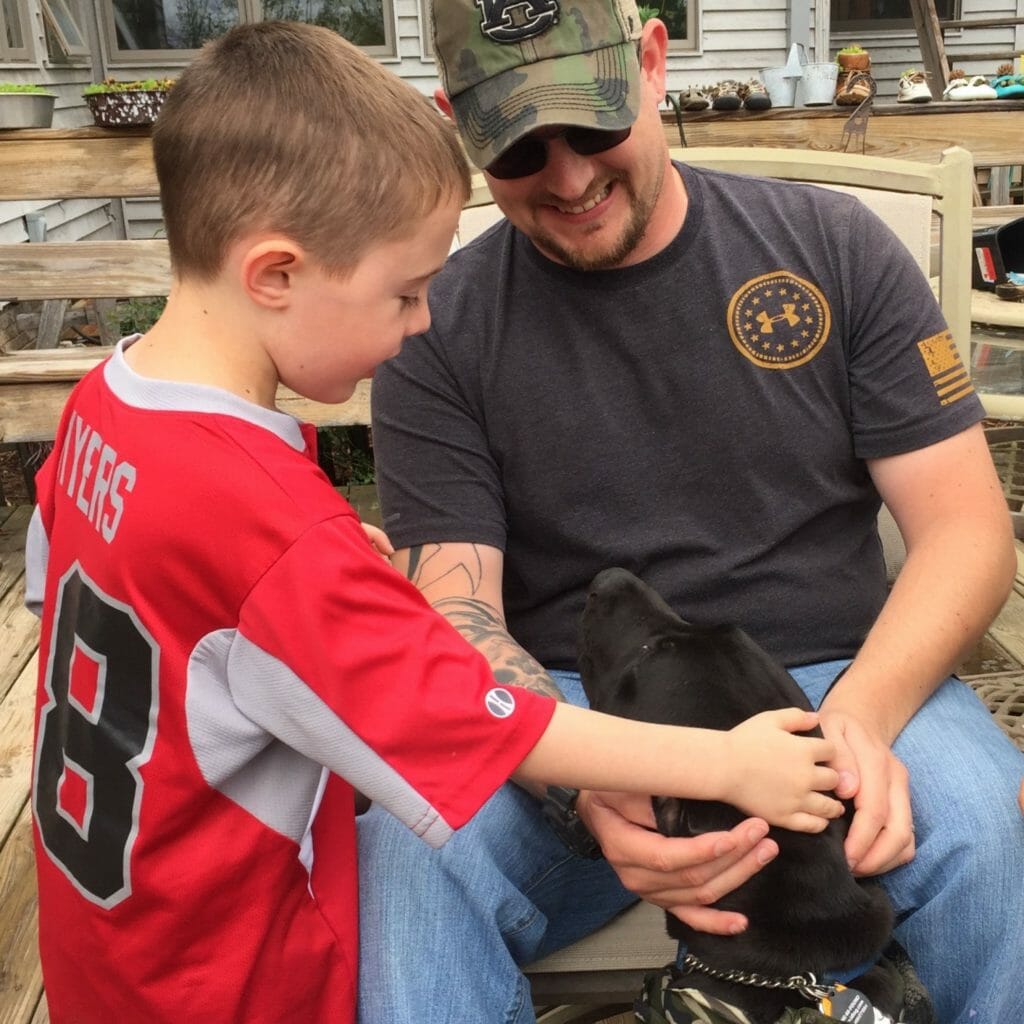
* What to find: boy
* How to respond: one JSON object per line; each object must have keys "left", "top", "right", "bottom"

{"left": 25, "top": 22, "right": 841, "bottom": 1023}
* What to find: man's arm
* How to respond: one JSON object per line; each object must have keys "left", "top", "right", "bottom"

{"left": 392, "top": 540, "right": 782, "bottom": 936}
{"left": 393, "top": 542, "right": 563, "bottom": 702}
{"left": 821, "top": 422, "right": 1016, "bottom": 873}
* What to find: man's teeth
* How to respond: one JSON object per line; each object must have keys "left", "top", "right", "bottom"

{"left": 556, "top": 187, "right": 610, "bottom": 214}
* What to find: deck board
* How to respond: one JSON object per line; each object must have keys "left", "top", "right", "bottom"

{"left": 0, "top": 803, "right": 44, "bottom": 1024}
{"left": 0, "top": 502, "right": 1021, "bottom": 1024}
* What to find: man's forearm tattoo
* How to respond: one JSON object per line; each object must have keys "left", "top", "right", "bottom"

{"left": 404, "top": 544, "right": 563, "bottom": 699}
{"left": 407, "top": 543, "right": 483, "bottom": 597}
{"left": 432, "top": 596, "right": 564, "bottom": 701}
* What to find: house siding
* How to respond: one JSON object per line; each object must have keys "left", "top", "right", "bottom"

{"left": 1, "top": 0, "right": 1021, "bottom": 253}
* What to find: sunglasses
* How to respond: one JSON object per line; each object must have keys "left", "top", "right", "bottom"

{"left": 485, "top": 125, "right": 633, "bottom": 180}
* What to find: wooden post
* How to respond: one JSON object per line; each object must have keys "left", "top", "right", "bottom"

{"left": 908, "top": 0, "right": 951, "bottom": 93}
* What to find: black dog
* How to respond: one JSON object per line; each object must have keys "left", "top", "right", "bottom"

{"left": 578, "top": 568, "right": 929, "bottom": 1023}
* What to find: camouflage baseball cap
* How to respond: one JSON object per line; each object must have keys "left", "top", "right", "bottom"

{"left": 431, "top": 0, "right": 644, "bottom": 170}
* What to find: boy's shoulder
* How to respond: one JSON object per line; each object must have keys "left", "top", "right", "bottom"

{"left": 51, "top": 350, "right": 349, "bottom": 534}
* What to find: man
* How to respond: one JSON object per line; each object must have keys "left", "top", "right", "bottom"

{"left": 361, "top": 0, "right": 1024, "bottom": 1020}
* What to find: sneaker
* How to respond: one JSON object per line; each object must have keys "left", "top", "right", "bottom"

{"left": 897, "top": 70, "right": 932, "bottom": 103}
{"left": 678, "top": 86, "right": 710, "bottom": 111}
{"left": 835, "top": 70, "right": 875, "bottom": 105}
{"left": 943, "top": 74, "right": 998, "bottom": 100}
{"left": 709, "top": 80, "right": 742, "bottom": 111}
{"left": 739, "top": 79, "right": 772, "bottom": 110}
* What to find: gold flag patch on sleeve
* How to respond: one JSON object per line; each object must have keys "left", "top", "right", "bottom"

{"left": 917, "top": 330, "right": 975, "bottom": 406}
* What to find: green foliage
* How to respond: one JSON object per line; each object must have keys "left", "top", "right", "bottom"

{"left": 0, "top": 83, "right": 54, "bottom": 94}
{"left": 107, "top": 296, "right": 167, "bottom": 337}
{"left": 317, "top": 426, "right": 375, "bottom": 486}
{"left": 83, "top": 78, "right": 175, "bottom": 95}
{"left": 837, "top": 44, "right": 865, "bottom": 54}
{"left": 630, "top": 0, "right": 688, "bottom": 39}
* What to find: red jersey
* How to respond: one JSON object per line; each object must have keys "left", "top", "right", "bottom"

{"left": 27, "top": 338, "right": 554, "bottom": 1024}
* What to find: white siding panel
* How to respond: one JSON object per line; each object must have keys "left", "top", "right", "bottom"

{"left": 125, "top": 198, "right": 165, "bottom": 241}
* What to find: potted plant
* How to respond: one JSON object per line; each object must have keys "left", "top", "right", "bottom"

{"left": 0, "top": 83, "right": 56, "bottom": 130}
{"left": 836, "top": 45, "right": 871, "bottom": 72}
{"left": 83, "top": 78, "right": 174, "bottom": 128}
{"left": 991, "top": 62, "right": 1024, "bottom": 99}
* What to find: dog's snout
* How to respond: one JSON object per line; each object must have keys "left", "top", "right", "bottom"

{"left": 588, "top": 567, "right": 644, "bottom": 600}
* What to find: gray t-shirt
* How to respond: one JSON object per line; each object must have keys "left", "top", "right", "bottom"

{"left": 372, "top": 162, "right": 983, "bottom": 670}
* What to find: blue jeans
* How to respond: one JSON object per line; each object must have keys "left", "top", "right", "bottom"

{"left": 357, "top": 665, "right": 1024, "bottom": 1023}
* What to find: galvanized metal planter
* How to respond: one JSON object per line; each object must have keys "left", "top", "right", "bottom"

{"left": 0, "top": 92, "right": 56, "bottom": 129}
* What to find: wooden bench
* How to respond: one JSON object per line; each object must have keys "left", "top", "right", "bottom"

{"left": 2, "top": 130, "right": 1023, "bottom": 1024}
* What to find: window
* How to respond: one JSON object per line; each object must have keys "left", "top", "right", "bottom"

{"left": 831, "top": 0, "right": 958, "bottom": 34}
{"left": 420, "top": 0, "right": 698, "bottom": 60}
{"left": 1, "top": 0, "right": 33, "bottom": 60}
{"left": 643, "top": 0, "right": 697, "bottom": 51}
{"left": 43, "top": 0, "right": 89, "bottom": 57}
{"left": 104, "top": 0, "right": 395, "bottom": 62}
{"left": 262, "top": 0, "right": 393, "bottom": 52}
{"left": 107, "top": 0, "right": 239, "bottom": 55}
{"left": 419, "top": 0, "right": 432, "bottom": 58}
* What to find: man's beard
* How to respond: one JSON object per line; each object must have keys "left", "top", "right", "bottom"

{"left": 531, "top": 163, "right": 665, "bottom": 272}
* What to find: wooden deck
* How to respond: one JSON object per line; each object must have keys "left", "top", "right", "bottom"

{"left": 1, "top": 499, "right": 1022, "bottom": 1024}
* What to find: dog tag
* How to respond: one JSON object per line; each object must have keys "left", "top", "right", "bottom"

{"left": 818, "top": 985, "right": 895, "bottom": 1023}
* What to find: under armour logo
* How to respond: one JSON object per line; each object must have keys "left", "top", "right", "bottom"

{"left": 755, "top": 304, "right": 801, "bottom": 334}
{"left": 477, "top": 0, "right": 559, "bottom": 43}
{"left": 727, "top": 272, "right": 831, "bottom": 370}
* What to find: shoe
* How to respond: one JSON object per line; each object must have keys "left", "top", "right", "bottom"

{"left": 709, "top": 80, "right": 742, "bottom": 111}
{"left": 739, "top": 79, "right": 772, "bottom": 110}
{"left": 835, "top": 70, "right": 874, "bottom": 105}
{"left": 991, "top": 73, "right": 1024, "bottom": 98}
{"left": 897, "top": 70, "right": 932, "bottom": 103}
{"left": 678, "top": 86, "right": 710, "bottom": 111}
{"left": 995, "top": 283, "right": 1024, "bottom": 302}
{"left": 943, "top": 74, "right": 998, "bottom": 100}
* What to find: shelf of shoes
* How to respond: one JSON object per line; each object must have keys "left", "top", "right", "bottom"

{"left": 659, "top": 99, "right": 1024, "bottom": 170}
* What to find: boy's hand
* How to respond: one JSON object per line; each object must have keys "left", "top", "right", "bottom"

{"left": 722, "top": 709, "right": 844, "bottom": 832}
{"left": 360, "top": 523, "right": 394, "bottom": 560}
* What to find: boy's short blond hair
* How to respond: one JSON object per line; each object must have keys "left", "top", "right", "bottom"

{"left": 153, "top": 21, "right": 471, "bottom": 280}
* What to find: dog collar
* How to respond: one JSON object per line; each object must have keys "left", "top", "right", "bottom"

{"left": 673, "top": 951, "right": 837, "bottom": 1002}
{"left": 826, "top": 958, "right": 877, "bottom": 986}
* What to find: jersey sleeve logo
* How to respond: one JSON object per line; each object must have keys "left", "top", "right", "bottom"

{"left": 917, "top": 330, "right": 975, "bottom": 406}
{"left": 727, "top": 272, "right": 831, "bottom": 370}
{"left": 485, "top": 687, "right": 517, "bottom": 718}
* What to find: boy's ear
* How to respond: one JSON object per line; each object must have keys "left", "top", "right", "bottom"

{"left": 239, "top": 238, "right": 305, "bottom": 309}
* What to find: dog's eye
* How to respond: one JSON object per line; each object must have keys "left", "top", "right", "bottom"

{"left": 638, "top": 643, "right": 651, "bottom": 654}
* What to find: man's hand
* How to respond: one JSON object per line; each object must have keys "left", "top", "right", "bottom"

{"left": 576, "top": 790, "right": 779, "bottom": 935}
{"left": 817, "top": 707, "right": 915, "bottom": 876}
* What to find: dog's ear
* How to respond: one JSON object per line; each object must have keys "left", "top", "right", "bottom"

{"left": 653, "top": 796, "right": 688, "bottom": 836}
{"left": 585, "top": 662, "right": 640, "bottom": 715}
{"left": 654, "top": 795, "right": 744, "bottom": 838}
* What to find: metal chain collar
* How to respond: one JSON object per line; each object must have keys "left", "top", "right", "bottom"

{"left": 674, "top": 952, "right": 838, "bottom": 1002}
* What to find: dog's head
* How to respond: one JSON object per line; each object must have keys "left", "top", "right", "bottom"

{"left": 578, "top": 567, "right": 819, "bottom": 839}
{"left": 579, "top": 567, "right": 814, "bottom": 732}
